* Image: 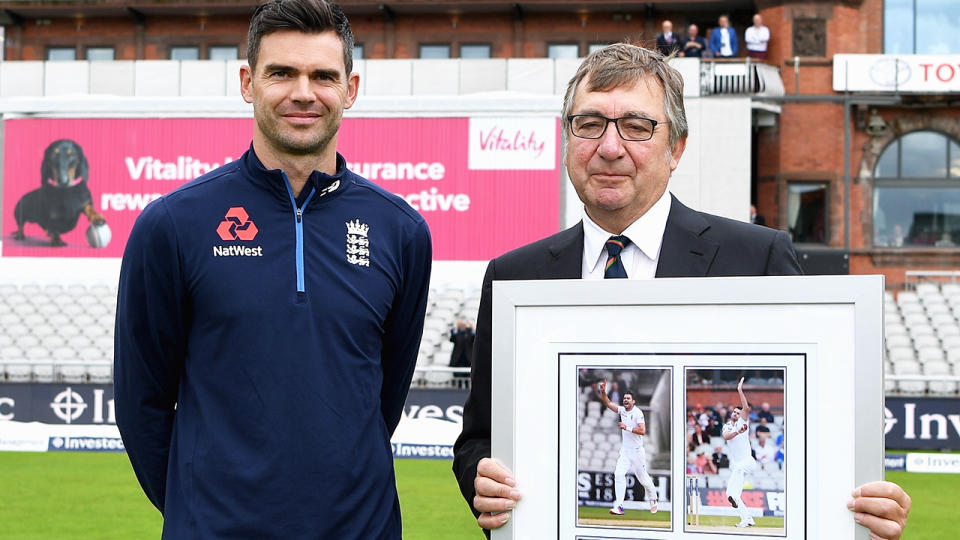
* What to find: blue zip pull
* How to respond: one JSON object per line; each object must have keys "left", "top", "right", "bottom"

{"left": 281, "top": 171, "right": 315, "bottom": 296}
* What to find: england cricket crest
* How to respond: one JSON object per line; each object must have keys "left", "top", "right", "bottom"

{"left": 345, "top": 219, "right": 370, "bottom": 267}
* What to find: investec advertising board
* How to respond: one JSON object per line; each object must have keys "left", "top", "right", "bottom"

{"left": 885, "top": 397, "right": 960, "bottom": 450}
{"left": 1, "top": 117, "right": 560, "bottom": 260}
{"left": 0, "top": 384, "right": 466, "bottom": 458}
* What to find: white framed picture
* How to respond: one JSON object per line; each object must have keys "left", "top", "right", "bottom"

{"left": 490, "top": 276, "right": 883, "bottom": 540}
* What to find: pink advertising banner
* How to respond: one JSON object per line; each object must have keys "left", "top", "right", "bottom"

{"left": 1, "top": 117, "right": 560, "bottom": 260}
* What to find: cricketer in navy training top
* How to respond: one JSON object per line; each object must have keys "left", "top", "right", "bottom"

{"left": 114, "top": 1, "right": 432, "bottom": 539}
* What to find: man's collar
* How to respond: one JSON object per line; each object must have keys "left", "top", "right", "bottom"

{"left": 582, "top": 189, "right": 672, "bottom": 274}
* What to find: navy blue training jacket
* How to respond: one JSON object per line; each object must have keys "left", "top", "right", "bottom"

{"left": 115, "top": 147, "right": 432, "bottom": 539}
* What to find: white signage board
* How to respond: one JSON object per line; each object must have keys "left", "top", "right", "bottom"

{"left": 833, "top": 54, "right": 960, "bottom": 93}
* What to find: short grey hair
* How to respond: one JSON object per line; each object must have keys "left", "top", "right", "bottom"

{"left": 561, "top": 43, "right": 688, "bottom": 151}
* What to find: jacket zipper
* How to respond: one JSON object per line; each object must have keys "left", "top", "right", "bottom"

{"left": 282, "top": 172, "right": 316, "bottom": 294}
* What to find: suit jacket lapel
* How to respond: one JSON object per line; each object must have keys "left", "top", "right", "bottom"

{"left": 538, "top": 222, "right": 583, "bottom": 279}
{"left": 656, "top": 196, "right": 719, "bottom": 277}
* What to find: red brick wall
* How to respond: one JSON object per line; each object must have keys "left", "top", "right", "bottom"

{"left": 4, "top": 8, "right": 744, "bottom": 60}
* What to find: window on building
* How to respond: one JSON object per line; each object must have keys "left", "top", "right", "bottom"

{"left": 460, "top": 44, "right": 491, "bottom": 58}
{"left": 209, "top": 46, "right": 238, "bottom": 61}
{"left": 547, "top": 43, "right": 579, "bottom": 59}
{"left": 873, "top": 131, "right": 960, "bottom": 248}
{"left": 420, "top": 44, "right": 451, "bottom": 59}
{"left": 787, "top": 182, "right": 829, "bottom": 244}
{"left": 170, "top": 46, "right": 200, "bottom": 61}
{"left": 86, "top": 47, "right": 114, "bottom": 61}
{"left": 884, "top": 0, "right": 960, "bottom": 53}
{"left": 47, "top": 47, "right": 76, "bottom": 61}
{"left": 588, "top": 43, "right": 611, "bottom": 54}
{"left": 353, "top": 44, "right": 364, "bottom": 59}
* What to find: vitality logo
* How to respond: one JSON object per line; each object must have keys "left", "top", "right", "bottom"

{"left": 217, "top": 207, "right": 259, "bottom": 241}
{"left": 214, "top": 206, "right": 263, "bottom": 257}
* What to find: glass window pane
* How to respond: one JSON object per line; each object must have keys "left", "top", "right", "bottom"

{"left": 209, "top": 46, "right": 238, "bottom": 61}
{"left": 353, "top": 44, "right": 364, "bottom": 59}
{"left": 916, "top": 0, "right": 960, "bottom": 54}
{"left": 547, "top": 44, "right": 579, "bottom": 59}
{"left": 170, "top": 46, "right": 199, "bottom": 61}
{"left": 588, "top": 43, "right": 610, "bottom": 54}
{"left": 86, "top": 47, "right": 114, "bottom": 61}
{"left": 884, "top": 0, "right": 915, "bottom": 54}
{"left": 875, "top": 140, "right": 899, "bottom": 178}
{"left": 875, "top": 186, "right": 960, "bottom": 247}
{"left": 951, "top": 140, "right": 960, "bottom": 178}
{"left": 787, "top": 183, "right": 828, "bottom": 243}
{"left": 420, "top": 44, "right": 450, "bottom": 59}
{"left": 901, "top": 131, "right": 948, "bottom": 177}
{"left": 47, "top": 47, "right": 76, "bottom": 61}
{"left": 460, "top": 44, "right": 491, "bottom": 59}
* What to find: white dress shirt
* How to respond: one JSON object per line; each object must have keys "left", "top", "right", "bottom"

{"left": 582, "top": 189, "right": 672, "bottom": 280}
{"left": 745, "top": 25, "right": 770, "bottom": 52}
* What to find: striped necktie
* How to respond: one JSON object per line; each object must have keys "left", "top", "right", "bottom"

{"left": 604, "top": 235, "right": 631, "bottom": 279}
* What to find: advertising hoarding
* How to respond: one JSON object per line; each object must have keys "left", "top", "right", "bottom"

{"left": 2, "top": 117, "right": 560, "bottom": 261}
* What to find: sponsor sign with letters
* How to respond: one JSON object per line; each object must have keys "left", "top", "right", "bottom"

{"left": 905, "top": 452, "right": 960, "bottom": 474}
{"left": 0, "top": 384, "right": 468, "bottom": 458}
{"left": 884, "top": 397, "right": 960, "bottom": 449}
{"left": 833, "top": 54, "right": 960, "bottom": 92}
{"left": 2, "top": 117, "right": 560, "bottom": 260}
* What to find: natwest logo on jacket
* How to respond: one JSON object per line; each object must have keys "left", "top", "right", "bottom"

{"left": 217, "top": 207, "right": 259, "bottom": 241}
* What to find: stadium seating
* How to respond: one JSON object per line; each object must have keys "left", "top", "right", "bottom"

{"left": 3, "top": 273, "right": 960, "bottom": 397}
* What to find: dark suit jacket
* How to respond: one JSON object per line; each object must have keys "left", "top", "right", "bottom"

{"left": 452, "top": 195, "right": 801, "bottom": 520}
{"left": 656, "top": 33, "right": 682, "bottom": 56}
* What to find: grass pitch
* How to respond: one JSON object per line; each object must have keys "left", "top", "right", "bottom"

{"left": 0, "top": 453, "right": 480, "bottom": 540}
{"left": 685, "top": 515, "right": 784, "bottom": 534}
{"left": 578, "top": 505, "right": 670, "bottom": 528}
{"left": 0, "top": 451, "right": 956, "bottom": 539}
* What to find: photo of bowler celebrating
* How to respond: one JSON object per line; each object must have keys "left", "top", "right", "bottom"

{"left": 598, "top": 378, "right": 660, "bottom": 517}
{"left": 576, "top": 367, "right": 670, "bottom": 530}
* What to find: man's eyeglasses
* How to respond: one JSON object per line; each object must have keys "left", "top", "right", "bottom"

{"left": 567, "top": 114, "right": 667, "bottom": 142}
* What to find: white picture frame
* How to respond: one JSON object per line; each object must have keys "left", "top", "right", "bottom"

{"left": 490, "top": 275, "right": 884, "bottom": 540}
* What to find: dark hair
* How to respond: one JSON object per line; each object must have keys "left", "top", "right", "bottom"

{"left": 623, "top": 390, "right": 635, "bottom": 400}
{"left": 247, "top": 0, "right": 354, "bottom": 74}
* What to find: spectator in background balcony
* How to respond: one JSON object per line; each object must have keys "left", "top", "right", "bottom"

{"left": 697, "top": 450, "right": 718, "bottom": 474}
{"left": 745, "top": 14, "right": 770, "bottom": 60}
{"left": 692, "top": 421, "right": 711, "bottom": 448}
{"left": 656, "top": 20, "right": 682, "bottom": 57}
{"left": 449, "top": 316, "right": 476, "bottom": 369}
{"left": 713, "top": 445, "right": 730, "bottom": 470}
{"left": 755, "top": 416, "right": 771, "bottom": 439}
{"left": 680, "top": 24, "right": 707, "bottom": 58}
{"left": 755, "top": 435, "right": 777, "bottom": 469}
{"left": 757, "top": 401, "right": 775, "bottom": 423}
{"left": 776, "top": 432, "right": 785, "bottom": 469}
{"left": 710, "top": 14, "right": 738, "bottom": 58}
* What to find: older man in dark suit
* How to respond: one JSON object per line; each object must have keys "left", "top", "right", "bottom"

{"left": 452, "top": 43, "right": 911, "bottom": 540}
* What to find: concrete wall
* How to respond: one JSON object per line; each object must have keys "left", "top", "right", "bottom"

{"left": 0, "top": 57, "right": 702, "bottom": 99}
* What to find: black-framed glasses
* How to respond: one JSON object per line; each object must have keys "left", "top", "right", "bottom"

{"left": 567, "top": 114, "right": 667, "bottom": 142}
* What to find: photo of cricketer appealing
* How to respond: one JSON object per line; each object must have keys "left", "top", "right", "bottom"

{"left": 685, "top": 368, "right": 786, "bottom": 535}
{"left": 576, "top": 366, "right": 671, "bottom": 530}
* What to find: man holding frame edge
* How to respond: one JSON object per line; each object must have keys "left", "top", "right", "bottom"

{"left": 452, "top": 43, "right": 910, "bottom": 539}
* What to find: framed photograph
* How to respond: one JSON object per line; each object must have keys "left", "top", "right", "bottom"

{"left": 490, "top": 276, "right": 883, "bottom": 540}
